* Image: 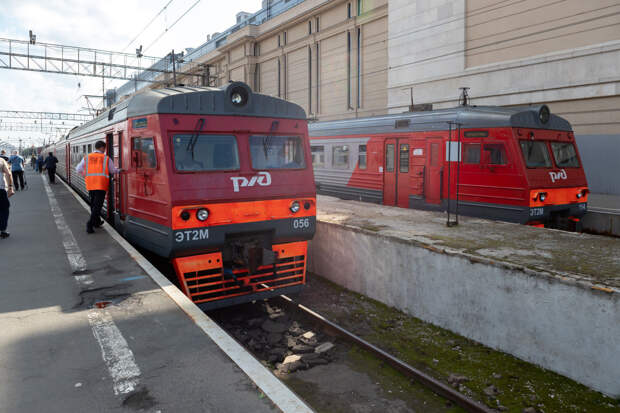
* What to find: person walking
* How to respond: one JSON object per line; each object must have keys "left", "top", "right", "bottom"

{"left": 76, "top": 141, "right": 121, "bottom": 233}
{"left": 9, "top": 151, "right": 25, "bottom": 191}
{"left": 44, "top": 152, "right": 59, "bottom": 184}
{"left": 31, "top": 155, "right": 37, "bottom": 170}
{"left": 37, "top": 153, "right": 44, "bottom": 173}
{"left": 0, "top": 155, "right": 15, "bottom": 238}
{"left": 0, "top": 150, "right": 8, "bottom": 162}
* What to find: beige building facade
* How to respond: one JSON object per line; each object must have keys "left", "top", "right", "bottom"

{"left": 175, "top": 0, "right": 389, "bottom": 121}
{"left": 145, "top": 0, "right": 619, "bottom": 192}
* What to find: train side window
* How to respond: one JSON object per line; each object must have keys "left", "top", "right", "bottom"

{"left": 483, "top": 144, "right": 507, "bottom": 165}
{"left": 358, "top": 145, "right": 367, "bottom": 170}
{"left": 132, "top": 137, "right": 157, "bottom": 169}
{"left": 311, "top": 145, "right": 325, "bottom": 168}
{"left": 88, "top": 144, "right": 92, "bottom": 153}
{"left": 463, "top": 143, "right": 481, "bottom": 164}
{"left": 399, "top": 144, "right": 409, "bottom": 173}
{"left": 332, "top": 145, "right": 349, "bottom": 169}
{"left": 385, "top": 144, "right": 395, "bottom": 172}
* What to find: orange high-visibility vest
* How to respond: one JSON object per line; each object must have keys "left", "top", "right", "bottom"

{"left": 85, "top": 152, "right": 110, "bottom": 191}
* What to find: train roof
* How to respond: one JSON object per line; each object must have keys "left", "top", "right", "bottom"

{"left": 66, "top": 82, "right": 306, "bottom": 140}
{"left": 308, "top": 105, "right": 572, "bottom": 137}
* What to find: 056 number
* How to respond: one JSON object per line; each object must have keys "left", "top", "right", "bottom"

{"left": 293, "top": 218, "right": 310, "bottom": 229}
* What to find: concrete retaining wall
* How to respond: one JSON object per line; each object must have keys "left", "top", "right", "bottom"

{"left": 308, "top": 221, "right": 620, "bottom": 397}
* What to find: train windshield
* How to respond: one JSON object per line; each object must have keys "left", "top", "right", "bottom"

{"left": 172, "top": 134, "right": 240, "bottom": 171}
{"left": 519, "top": 141, "right": 552, "bottom": 168}
{"left": 550, "top": 142, "right": 580, "bottom": 167}
{"left": 249, "top": 135, "right": 305, "bottom": 169}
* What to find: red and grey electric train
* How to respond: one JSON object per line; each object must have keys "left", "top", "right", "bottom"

{"left": 54, "top": 82, "right": 316, "bottom": 310}
{"left": 309, "top": 105, "right": 588, "bottom": 230}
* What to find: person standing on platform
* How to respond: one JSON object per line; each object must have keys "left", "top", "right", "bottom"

{"left": 37, "top": 153, "right": 44, "bottom": 173}
{"left": 31, "top": 155, "right": 37, "bottom": 170}
{"left": 76, "top": 141, "right": 121, "bottom": 234}
{"left": 44, "top": 152, "right": 58, "bottom": 184}
{"left": 0, "top": 156, "right": 15, "bottom": 239}
{"left": 9, "top": 151, "right": 25, "bottom": 191}
{"left": 0, "top": 150, "right": 8, "bottom": 162}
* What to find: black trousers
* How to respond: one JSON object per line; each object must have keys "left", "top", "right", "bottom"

{"left": 0, "top": 189, "right": 9, "bottom": 232}
{"left": 88, "top": 190, "right": 106, "bottom": 228}
{"left": 47, "top": 167, "right": 56, "bottom": 183}
{"left": 12, "top": 170, "right": 24, "bottom": 190}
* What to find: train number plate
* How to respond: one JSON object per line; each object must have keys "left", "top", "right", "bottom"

{"left": 292, "top": 218, "right": 311, "bottom": 230}
{"left": 175, "top": 229, "right": 209, "bottom": 243}
{"left": 529, "top": 207, "right": 544, "bottom": 217}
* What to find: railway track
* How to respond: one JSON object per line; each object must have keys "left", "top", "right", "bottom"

{"left": 209, "top": 290, "right": 493, "bottom": 413}
{"left": 273, "top": 294, "right": 493, "bottom": 413}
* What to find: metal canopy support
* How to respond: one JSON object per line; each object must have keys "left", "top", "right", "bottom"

{"left": 0, "top": 110, "right": 92, "bottom": 122}
{"left": 0, "top": 121, "right": 72, "bottom": 133}
{"left": 0, "top": 37, "right": 198, "bottom": 82}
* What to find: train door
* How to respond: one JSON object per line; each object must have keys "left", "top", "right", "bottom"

{"left": 65, "top": 143, "right": 71, "bottom": 184}
{"left": 384, "top": 138, "right": 411, "bottom": 207}
{"left": 106, "top": 133, "right": 115, "bottom": 220}
{"left": 112, "top": 131, "right": 126, "bottom": 221}
{"left": 425, "top": 138, "right": 443, "bottom": 204}
{"left": 383, "top": 139, "right": 397, "bottom": 205}
{"left": 396, "top": 141, "right": 410, "bottom": 208}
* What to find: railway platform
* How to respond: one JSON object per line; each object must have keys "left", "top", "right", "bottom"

{"left": 584, "top": 193, "right": 620, "bottom": 236}
{"left": 309, "top": 195, "right": 620, "bottom": 398}
{"left": 0, "top": 170, "right": 311, "bottom": 413}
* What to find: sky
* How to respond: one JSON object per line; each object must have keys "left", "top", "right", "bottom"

{"left": 0, "top": 0, "right": 260, "bottom": 148}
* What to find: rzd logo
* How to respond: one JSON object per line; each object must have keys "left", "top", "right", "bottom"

{"left": 231, "top": 171, "right": 272, "bottom": 192}
{"left": 548, "top": 169, "right": 567, "bottom": 183}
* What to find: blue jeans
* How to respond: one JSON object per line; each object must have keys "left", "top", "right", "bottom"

{"left": 0, "top": 189, "right": 9, "bottom": 232}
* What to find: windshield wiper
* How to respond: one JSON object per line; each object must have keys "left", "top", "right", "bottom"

{"left": 262, "top": 120, "right": 279, "bottom": 159}
{"left": 186, "top": 118, "right": 206, "bottom": 160}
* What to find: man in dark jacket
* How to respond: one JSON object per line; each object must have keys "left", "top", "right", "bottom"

{"left": 44, "top": 152, "right": 59, "bottom": 184}
{"left": 37, "top": 154, "right": 44, "bottom": 173}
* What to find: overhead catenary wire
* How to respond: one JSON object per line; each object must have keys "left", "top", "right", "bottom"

{"left": 143, "top": 0, "right": 203, "bottom": 53}
{"left": 122, "top": 0, "right": 176, "bottom": 52}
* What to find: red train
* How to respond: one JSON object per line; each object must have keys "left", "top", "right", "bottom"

{"left": 309, "top": 105, "right": 588, "bottom": 230}
{"left": 54, "top": 82, "right": 316, "bottom": 309}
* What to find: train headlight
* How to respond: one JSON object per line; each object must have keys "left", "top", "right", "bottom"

{"left": 290, "top": 201, "right": 301, "bottom": 213}
{"left": 539, "top": 192, "right": 547, "bottom": 202}
{"left": 576, "top": 192, "right": 583, "bottom": 199}
{"left": 196, "top": 208, "right": 209, "bottom": 221}
{"left": 230, "top": 85, "right": 249, "bottom": 106}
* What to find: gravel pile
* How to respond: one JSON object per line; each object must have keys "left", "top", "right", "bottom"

{"left": 221, "top": 302, "right": 336, "bottom": 377}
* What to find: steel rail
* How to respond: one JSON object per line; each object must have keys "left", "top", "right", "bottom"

{"left": 277, "top": 294, "right": 493, "bottom": 413}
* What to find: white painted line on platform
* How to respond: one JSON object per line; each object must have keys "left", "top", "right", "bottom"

{"left": 43, "top": 175, "right": 142, "bottom": 396}
{"left": 58, "top": 177, "right": 313, "bottom": 413}
{"left": 87, "top": 310, "right": 141, "bottom": 395}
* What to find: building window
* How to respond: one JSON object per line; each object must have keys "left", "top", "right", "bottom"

{"left": 311, "top": 145, "right": 324, "bottom": 167}
{"left": 332, "top": 145, "right": 350, "bottom": 169}
{"left": 358, "top": 145, "right": 367, "bottom": 170}
{"left": 254, "top": 63, "right": 260, "bottom": 92}
{"left": 277, "top": 59, "right": 281, "bottom": 97}
{"left": 278, "top": 35, "right": 281, "bottom": 47}
{"left": 357, "top": 27, "right": 361, "bottom": 109}
{"left": 254, "top": 43, "right": 260, "bottom": 56}
{"left": 283, "top": 31, "right": 287, "bottom": 45}
{"left": 347, "top": 3, "right": 352, "bottom": 18}
{"left": 347, "top": 31, "right": 351, "bottom": 109}
{"left": 308, "top": 47, "right": 312, "bottom": 112}
{"left": 316, "top": 17, "right": 320, "bottom": 32}
{"left": 308, "top": 21, "right": 312, "bottom": 35}
{"left": 316, "top": 43, "right": 320, "bottom": 114}
{"left": 357, "top": 0, "right": 362, "bottom": 15}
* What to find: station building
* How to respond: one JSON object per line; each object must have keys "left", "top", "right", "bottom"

{"left": 118, "top": 0, "right": 620, "bottom": 194}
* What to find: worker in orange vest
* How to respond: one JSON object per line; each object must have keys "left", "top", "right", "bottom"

{"left": 76, "top": 140, "right": 121, "bottom": 233}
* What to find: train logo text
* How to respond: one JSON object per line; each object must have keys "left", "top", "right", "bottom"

{"left": 548, "top": 169, "right": 567, "bottom": 183}
{"left": 231, "top": 171, "right": 272, "bottom": 192}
